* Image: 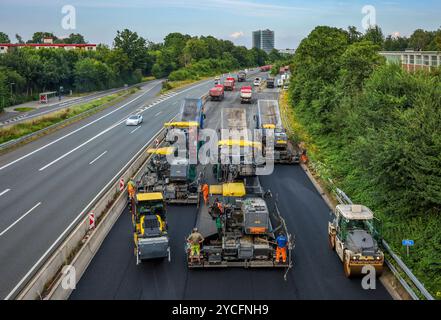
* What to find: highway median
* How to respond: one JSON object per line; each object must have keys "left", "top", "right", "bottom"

{"left": 0, "top": 87, "right": 139, "bottom": 154}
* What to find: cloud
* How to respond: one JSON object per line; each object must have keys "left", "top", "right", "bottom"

{"left": 230, "top": 31, "right": 244, "bottom": 39}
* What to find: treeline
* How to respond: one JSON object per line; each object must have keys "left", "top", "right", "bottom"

{"left": 348, "top": 25, "right": 441, "bottom": 51}
{"left": 0, "top": 30, "right": 275, "bottom": 111}
{"left": 289, "top": 26, "right": 441, "bottom": 293}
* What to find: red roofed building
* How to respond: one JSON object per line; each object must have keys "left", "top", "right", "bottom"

{"left": 0, "top": 37, "right": 96, "bottom": 54}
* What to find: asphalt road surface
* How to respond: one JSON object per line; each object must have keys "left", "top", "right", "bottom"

{"left": 0, "top": 83, "right": 150, "bottom": 127}
{"left": 70, "top": 75, "right": 392, "bottom": 300}
{"left": 0, "top": 76, "right": 221, "bottom": 299}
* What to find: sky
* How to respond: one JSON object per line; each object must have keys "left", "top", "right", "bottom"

{"left": 0, "top": 0, "right": 440, "bottom": 48}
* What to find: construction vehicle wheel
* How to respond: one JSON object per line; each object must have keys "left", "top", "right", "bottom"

{"left": 343, "top": 254, "right": 353, "bottom": 278}
{"left": 328, "top": 233, "right": 335, "bottom": 250}
{"left": 376, "top": 265, "right": 384, "bottom": 277}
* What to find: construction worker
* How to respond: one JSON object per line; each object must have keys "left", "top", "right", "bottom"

{"left": 187, "top": 228, "right": 204, "bottom": 265}
{"left": 127, "top": 179, "right": 136, "bottom": 200}
{"left": 202, "top": 184, "right": 209, "bottom": 205}
{"left": 275, "top": 233, "right": 288, "bottom": 263}
{"left": 215, "top": 215, "right": 222, "bottom": 239}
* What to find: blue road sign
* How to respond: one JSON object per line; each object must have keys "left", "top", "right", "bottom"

{"left": 402, "top": 240, "right": 415, "bottom": 246}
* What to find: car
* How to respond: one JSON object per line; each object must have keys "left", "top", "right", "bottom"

{"left": 277, "top": 79, "right": 283, "bottom": 88}
{"left": 253, "top": 77, "right": 262, "bottom": 86}
{"left": 126, "top": 114, "right": 143, "bottom": 126}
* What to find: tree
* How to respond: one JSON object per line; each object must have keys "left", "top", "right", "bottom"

{"left": 409, "top": 29, "right": 434, "bottom": 51}
{"left": 182, "top": 38, "right": 209, "bottom": 65}
{"left": 15, "top": 34, "right": 25, "bottom": 44}
{"left": 339, "top": 41, "right": 385, "bottom": 90}
{"left": 29, "top": 32, "right": 57, "bottom": 43}
{"left": 114, "top": 29, "right": 147, "bottom": 72}
{"left": 363, "top": 26, "right": 384, "bottom": 48}
{"left": 0, "top": 32, "right": 10, "bottom": 43}
{"left": 74, "top": 58, "right": 113, "bottom": 91}
{"left": 267, "top": 49, "right": 282, "bottom": 63}
{"left": 62, "top": 33, "right": 86, "bottom": 44}
{"left": 347, "top": 26, "right": 362, "bottom": 44}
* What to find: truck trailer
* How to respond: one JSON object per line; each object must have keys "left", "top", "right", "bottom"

{"left": 256, "top": 100, "right": 299, "bottom": 164}
{"left": 240, "top": 86, "right": 252, "bottom": 104}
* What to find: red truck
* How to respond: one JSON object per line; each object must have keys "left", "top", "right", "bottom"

{"left": 224, "top": 77, "right": 235, "bottom": 91}
{"left": 240, "top": 86, "right": 252, "bottom": 104}
{"left": 209, "top": 84, "right": 225, "bottom": 101}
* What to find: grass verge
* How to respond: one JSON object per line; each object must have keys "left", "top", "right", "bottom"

{"left": 0, "top": 88, "right": 139, "bottom": 146}
{"left": 14, "top": 107, "right": 35, "bottom": 112}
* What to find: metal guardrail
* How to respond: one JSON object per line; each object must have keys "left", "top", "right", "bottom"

{"left": 334, "top": 187, "right": 435, "bottom": 300}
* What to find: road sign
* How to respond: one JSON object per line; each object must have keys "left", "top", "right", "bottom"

{"left": 119, "top": 178, "right": 125, "bottom": 192}
{"left": 402, "top": 239, "right": 414, "bottom": 257}
{"left": 89, "top": 212, "right": 95, "bottom": 230}
{"left": 402, "top": 240, "right": 414, "bottom": 246}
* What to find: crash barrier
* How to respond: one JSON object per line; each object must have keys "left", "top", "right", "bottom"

{"left": 0, "top": 81, "right": 155, "bottom": 153}
{"left": 16, "top": 92, "right": 210, "bottom": 300}
{"left": 334, "top": 188, "right": 434, "bottom": 300}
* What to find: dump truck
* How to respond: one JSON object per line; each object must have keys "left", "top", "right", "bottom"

{"left": 187, "top": 181, "right": 294, "bottom": 270}
{"left": 256, "top": 100, "right": 299, "bottom": 164}
{"left": 237, "top": 71, "right": 247, "bottom": 82}
{"left": 328, "top": 204, "right": 384, "bottom": 278}
{"left": 266, "top": 77, "right": 275, "bottom": 88}
{"left": 131, "top": 192, "right": 170, "bottom": 264}
{"left": 209, "top": 84, "right": 225, "bottom": 101}
{"left": 240, "top": 86, "right": 252, "bottom": 104}
{"left": 224, "top": 77, "right": 235, "bottom": 91}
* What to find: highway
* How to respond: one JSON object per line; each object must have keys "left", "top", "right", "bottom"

{"left": 70, "top": 74, "right": 392, "bottom": 300}
{"left": 0, "top": 83, "right": 151, "bottom": 127}
{"left": 0, "top": 77, "right": 217, "bottom": 299}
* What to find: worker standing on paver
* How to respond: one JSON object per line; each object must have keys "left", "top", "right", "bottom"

{"left": 275, "top": 233, "right": 288, "bottom": 263}
{"left": 202, "top": 184, "right": 209, "bottom": 205}
{"left": 187, "top": 228, "right": 204, "bottom": 265}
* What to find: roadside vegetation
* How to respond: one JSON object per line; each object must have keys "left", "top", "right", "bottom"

{"left": 0, "top": 30, "right": 287, "bottom": 113}
{"left": 0, "top": 88, "right": 137, "bottom": 145}
{"left": 284, "top": 25, "right": 441, "bottom": 297}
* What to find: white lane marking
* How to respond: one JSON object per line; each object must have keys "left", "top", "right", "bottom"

{"left": 37, "top": 80, "right": 211, "bottom": 172}
{"left": 155, "top": 111, "right": 162, "bottom": 117}
{"left": 0, "top": 202, "right": 42, "bottom": 237}
{"left": 0, "top": 82, "right": 161, "bottom": 172}
{"left": 130, "top": 126, "right": 141, "bottom": 134}
{"left": 89, "top": 151, "right": 108, "bottom": 165}
{"left": 0, "top": 189, "right": 11, "bottom": 197}
{"left": 4, "top": 84, "right": 212, "bottom": 299}
{"left": 39, "top": 119, "right": 124, "bottom": 171}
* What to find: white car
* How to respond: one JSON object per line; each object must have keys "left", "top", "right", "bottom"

{"left": 253, "top": 78, "right": 262, "bottom": 86}
{"left": 126, "top": 115, "right": 143, "bottom": 126}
